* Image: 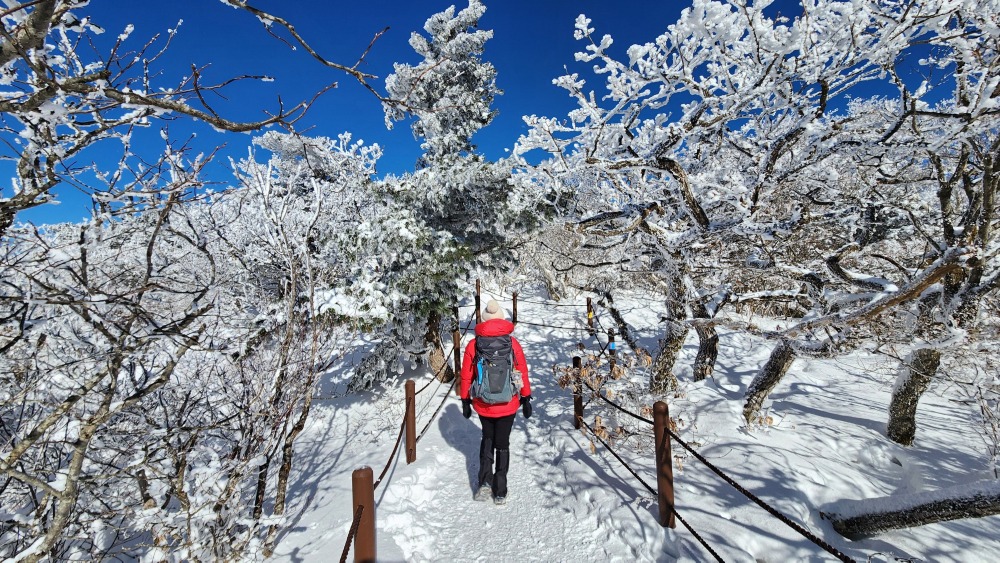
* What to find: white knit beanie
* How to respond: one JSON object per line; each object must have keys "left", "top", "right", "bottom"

{"left": 482, "top": 299, "right": 506, "bottom": 321}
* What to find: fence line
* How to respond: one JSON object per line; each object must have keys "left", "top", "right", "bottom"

{"left": 373, "top": 417, "right": 406, "bottom": 491}
{"left": 376, "top": 309, "right": 479, "bottom": 488}
{"left": 511, "top": 298, "right": 582, "bottom": 307}
{"left": 571, "top": 321, "right": 856, "bottom": 563}
{"left": 463, "top": 319, "right": 586, "bottom": 332}
{"left": 415, "top": 310, "right": 477, "bottom": 395}
{"left": 414, "top": 358, "right": 449, "bottom": 395}
{"left": 581, "top": 378, "right": 653, "bottom": 425}
{"left": 416, "top": 378, "right": 458, "bottom": 444}
{"left": 580, "top": 418, "right": 725, "bottom": 563}
{"left": 661, "top": 418, "right": 856, "bottom": 562}
{"left": 340, "top": 307, "right": 477, "bottom": 559}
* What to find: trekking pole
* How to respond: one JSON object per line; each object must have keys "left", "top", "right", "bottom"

{"left": 573, "top": 356, "right": 583, "bottom": 430}
{"left": 653, "top": 401, "right": 676, "bottom": 529}
{"left": 351, "top": 467, "right": 377, "bottom": 562}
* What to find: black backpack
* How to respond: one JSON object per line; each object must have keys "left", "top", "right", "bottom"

{"left": 470, "top": 334, "right": 519, "bottom": 404}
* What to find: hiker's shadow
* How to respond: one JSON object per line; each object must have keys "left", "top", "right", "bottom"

{"left": 438, "top": 403, "right": 482, "bottom": 494}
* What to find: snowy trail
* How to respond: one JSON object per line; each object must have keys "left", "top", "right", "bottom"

{"left": 270, "top": 293, "right": 1000, "bottom": 562}
{"left": 365, "top": 373, "right": 671, "bottom": 561}
{"left": 270, "top": 296, "right": 676, "bottom": 562}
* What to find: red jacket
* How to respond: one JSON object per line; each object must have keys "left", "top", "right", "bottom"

{"left": 460, "top": 319, "right": 530, "bottom": 418}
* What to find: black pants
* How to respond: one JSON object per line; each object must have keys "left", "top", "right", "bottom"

{"left": 477, "top": 413, "right": 515, "bottom": 497}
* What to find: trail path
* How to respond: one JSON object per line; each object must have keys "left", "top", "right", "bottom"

{"left": 270, "top": 293, "right": 1000, "bottom": 563}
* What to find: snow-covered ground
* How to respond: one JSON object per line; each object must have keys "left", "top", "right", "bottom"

{"left": 269, "top": 288, "right": 1000, "bottom": 562}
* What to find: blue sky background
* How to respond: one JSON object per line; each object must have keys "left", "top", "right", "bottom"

{"left": 16, "top": 0, "right": 805, "bottom": 225}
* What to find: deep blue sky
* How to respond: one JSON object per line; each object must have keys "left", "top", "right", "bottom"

{"left": 16, "top": 0, "right": 803, "bottom": 225}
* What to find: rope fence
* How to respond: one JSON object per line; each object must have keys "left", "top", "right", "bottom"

{"left": 581, "top": 378, "right": 654, "bottom": 425}
{"left": 580, "top": 418, "right": 725, "bottom": 563}
{"left": 505, "top": 296, "right": 582, "bottom": 307}
{"left": 340, "top": 308, "right": 476, "bottom": 561}
{"left": 373, "top": 417, "right": 406, "bottom": 490}
{"left": 566, "top": 302, "right": 856, "bottom": 563}
{"left": 417, "top": 378, "right": 457, "bottom": 444}
{"left": 663, "top": 420, "right": 855, "bottom": 562}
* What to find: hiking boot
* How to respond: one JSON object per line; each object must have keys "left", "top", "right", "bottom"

{"left": 473, "top": 484, "right": 492, "bottom": 501}
{"left": 493, "top": 495, "right": 507, "bottom": 506}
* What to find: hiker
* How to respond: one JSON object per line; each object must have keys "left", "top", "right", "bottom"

{"left": 460, "top": 299, "right": 531, "bottom": 505}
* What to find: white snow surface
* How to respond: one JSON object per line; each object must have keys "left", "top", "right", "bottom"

{"left": 269, "top": 289, "right": 999, "bottom": 563}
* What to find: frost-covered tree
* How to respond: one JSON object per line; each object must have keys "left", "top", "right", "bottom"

{"left": 515, "top": 0, "right": 999, "bottom": 417}
{"left": 346, "top": 0, "right": 548, "bottom": 391}
{"left": 0, "top": 161, "right": 232, "bottom": 559}
{"left": 384, "top": 0, "right": 498, "bottom": 165}
{"left": 0, "top": 1, "right": 389, "bottom": 559}
{"left": 384, "top": 0, "right": 533, "bottom": 264}
{"left": 0, "top": 0, "right": 363, "bottom": 235}
{"left": 211, "top": 131, "right": 379, "bottom": 551}
{"left": 0, "top": 130, "right": 381, "bottom": 560}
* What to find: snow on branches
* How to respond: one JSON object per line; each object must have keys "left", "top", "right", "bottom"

{"left": 514, "top": 0, "right": 999, "bottom": 422}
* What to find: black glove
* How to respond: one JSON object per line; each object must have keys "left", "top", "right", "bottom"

{"left": 520, "top": 395, "right": 532, "bottom": 419}
{"left": 462, "top": 398, "right": 473, "bottom": 419}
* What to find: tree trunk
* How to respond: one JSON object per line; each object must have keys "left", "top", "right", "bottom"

{"left": 693, "top": 323, "right": 718, "bottom": 381}
{"left": 649, "top": 266, "right": 688, "bottom": 395}
{"left": 887, "top": 348, "right": 941, "bottom": 446}
{"left": 692, "top": 301, "right": 718, "bottom": 381}
{"left": 824, "top": 479, "right": 1000, "bottom": 539}
{"left": 252, "top": 456, "right": 271, "bottom": 520}
{"left": 426, "top": 310, "right": 455, "bottom": 383}
{"left": 743, "top": 340, "right": 795, "bottom": 424}
{"left": 649, "top": 323, "right": 686, "bottom": 395}
{"left": 265, "top": 389, "right": 314, "bottom": 556}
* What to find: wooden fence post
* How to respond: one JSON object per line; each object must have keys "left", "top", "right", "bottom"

{"left": 573, "top": 356, "right": 583, "bottom": 429}
{"left": 475, "top": 279, "right": 482, "bottom": 325}
{"left": 653, "top": 401, "right": 676, "bottom": 529}
{"left": 405, "top": 380, "right": 416, "bottom": 464}
{"left": 512, "top": 291, "right": 518, "bottom": 325}
{"left": 586, "top": 297, "right": 594, "bottom": 334}
{"left": 351, "top": 467, "right": 376, "bottom": 562}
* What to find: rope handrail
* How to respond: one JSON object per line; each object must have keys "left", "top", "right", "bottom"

{"left": 662, "top": 422, "right": 856, "bottom": 562}
{"left": 416, "top": 378, "right": 457, "bottom": 444}
{"left": 580, "top": 419, "right": 654, "bottom": 494}
{"left": 415, "top": 358, "right": 449, "bottom": 395}
{"left": 574, "top": 326, "right": 853, "bottom": 562}
{"left": 373, "top": 417, "right": 406, "bottom": 490}
{"left": 339, "top": 504, "right": 365, "bottom": 563}
{"left": 492, "top": 319, "right": 588, "bottom": 332}
{"left": 340, "top": 311, "right": 474, "bottom": 557}
{"left": 367, "top": 310, "right": 477, "bottom": 495}
{"left": 580, "top": 419, "right": 725, "bottom": 563}
{"left": 580, "top": 379, "right": 654, "bottom": 425}
{"left": 509, "top": 297, "right": 582, "bottom": 307}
